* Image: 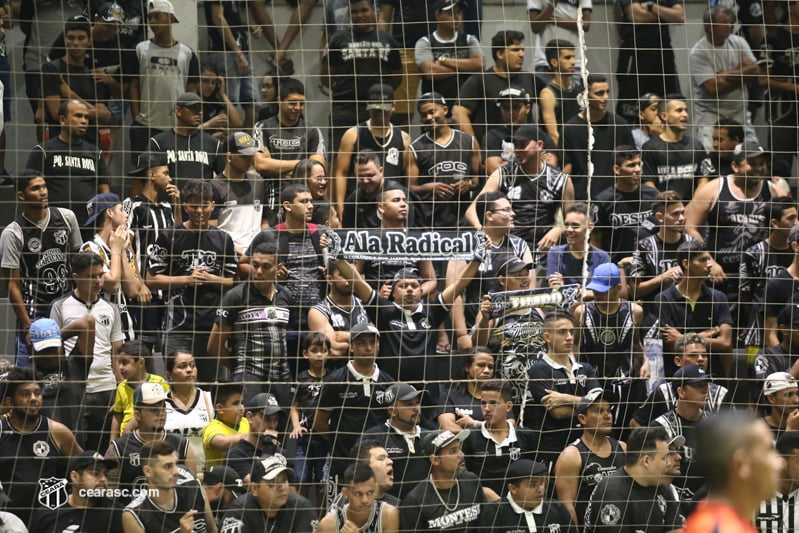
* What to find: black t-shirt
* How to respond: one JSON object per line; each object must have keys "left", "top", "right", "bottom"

{"left": 147, "top": 129, "right": 225, "bottom": 181}
{"left": 561, "top": 112, "right": 634, "bottom": 200}
{"left": 147, "top": 224, "right": 238, "bottom": 332}
{"left": 641, "top": 135, "right": 714, "bottom": 201}
{"left": 220, "top": 492, "right": 316, "bottom": 533}
{"left": 399, "top": 472, "right": 485, "bottom": 533}
{"left": 26, "top": 137, "right": 110, "bottom": 224}
{"left": 383, "top": 0, "right": 430, "bottom": 47}
{"left": 326, "top": 29, "right": 401, "bottom": 104}
{"left": 654, "top": 284, "right": 734, "bottom": 335}
{"left": 41, "top": 58, "right": 111, "bottom": 121}
{"left": 456, "top": 69, "right": 542, "bottom": 144}
{"left": 254, "top": 115, "right": 325, "bottom": 163}
{"left": 593, "top": 185, "right": 659, "bottom": 263}
{"left": 364, "top": 290, "right": 451, "bottom": 383}
{"left": 585, "top": 468, "right": 683, "bottom": 533}
{"left": 764, "top": 270, "right": 799, "bottom": 320}
{"left": 30, "top": 499, "right": 122, "bottom": 533}
{"left": 617, "top": 0, "right": 681, "bottom": 49}
{"left": 224, "top": 438, "right": 285, "bottom": 480}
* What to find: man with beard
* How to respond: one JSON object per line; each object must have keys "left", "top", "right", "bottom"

{"left": 554, "top": 390, "right": 626, "bottom": 526}
{"left": 29, "top": 451, "right": 122, "bottom": 533}
{"left": 106, "top": 383, "right": 197, "bottom": 506}
{"left": 466, "top": 125, "right": 574, "bottom": 269}
{"left": 448, "top": 191, "right": 534, "bottom": 353}
{"left": 363, "top": 383, "right": 430, "bottom": 499}
{"left": 584, "top": 426, "right": 683, "bottom": 533}
{"left": 685, "top": 141, "right": 775, "bottom": 308}
{"left": 399, "top": 430, "right": 486, "bottom": 533}
{"left": 219, "top": 455, "right": 315, "bottom": 533}
{"left": 408, "top": 92, "right": 480, "bottom": 230}
{"left": 0, "top": 366, "right": 82, "bottom": 526}
{"left": 308, "top": 259, "right": 370, "bottom": 361}
{"left": 122, "top": 440, "right": 216, "bottom": 533}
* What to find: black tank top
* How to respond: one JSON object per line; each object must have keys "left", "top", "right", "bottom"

{"left": 707, "top": 176, "right": 772, "bottom": 277}
{"left": 571, "top": 436, "right": 625, "bottom": 522}
{"left": 0, "top": 416, "right": 67, "bottom": 524}
{"left": 539, "top": 80, "right": 582, "bottom": 133}
{"left": 579, "top": 301, "right": 636, "bottom": 379}
{"left": 345, "top": 123, "right": 406, "bottom": 198}
{"left": 335, "top": 501, "right": 385, "bottom": 533}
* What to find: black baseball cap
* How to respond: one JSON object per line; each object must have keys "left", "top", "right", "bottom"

{"left": 422, "top": 429, "right": 470, "bottom": 456}
{"left": 351, "top": 322, "right": 381, "bottom": 341}
{"left": 130, "top": 151, "right": 170, "bottom": 176}
{"left": 68, "top": 451, "right": 119, "bottom": 473}
{"left": 203, "top": 465, "right": 246, "bottom": 495}
{"left": 506, "top": 459, "right": 549, "bottom": 481}
{"left": 417, "top": 92, "right": 447, "bottom": 110}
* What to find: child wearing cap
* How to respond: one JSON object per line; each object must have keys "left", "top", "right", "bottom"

{"left": 110, "top": 340, "right": 169, "bottom": 440}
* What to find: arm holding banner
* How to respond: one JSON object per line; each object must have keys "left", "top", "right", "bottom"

{"left": 334, "top": 257, "right": 375, "bottom": 304}
{"left": 465, "top": 169, "right": 502, "bottom": 229}
{"left": 440, "top": 235, "right": 488, "bottom": 306}
{"left": 472, "top": 294, "right": 495, "bottom": 348}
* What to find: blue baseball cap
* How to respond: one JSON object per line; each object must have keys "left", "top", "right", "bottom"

{"left": 30, "top": 318, "right": 62, "bottom": 352}
{"left": 586, "top": 263, "right": 622, "bottom": 292}
{"left": 85, "top": 193, "right": 121, "bottom": 225}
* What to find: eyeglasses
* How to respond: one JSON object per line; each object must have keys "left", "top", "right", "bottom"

{"left": 491, "top": 207, "right": 514, "bottom": 214}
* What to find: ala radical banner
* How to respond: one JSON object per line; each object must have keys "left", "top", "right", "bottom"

{"left": 488, "top": 285, "right": 581, "bottom": 318}
{"left": 327, "top": 229, "right": 479, "bottom": 262}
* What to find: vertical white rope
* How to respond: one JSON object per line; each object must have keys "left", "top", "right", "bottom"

{"left": 576, "top": 7, "right": 594, "bottom": 292}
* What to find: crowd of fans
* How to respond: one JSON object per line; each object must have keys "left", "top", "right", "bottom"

{"left": 1, "top": 0, "right": 799, "bottom": 532}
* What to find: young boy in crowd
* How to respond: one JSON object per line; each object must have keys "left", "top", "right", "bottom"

{"left": 290, "top": 332, "right": 330, "bottom": 501}
{"left": 110, "top": 340, "right": 169, "bottom": 440}
{"left": 202, "top": 383, "right": 250, "bottom": 467}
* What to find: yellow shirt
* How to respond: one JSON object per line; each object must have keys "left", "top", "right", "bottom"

{"left": 202, "top": 417, "right": 250, "bottom": 467}
{"left": 113, "top": 374, "right": 169, "bottom": 433}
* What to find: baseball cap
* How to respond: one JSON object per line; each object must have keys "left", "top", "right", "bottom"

{"left": 495, "top": 86, "right": 531, "bottom": 105}
{"left": 672, "top": 364, "right": 711, "bottom": 391}
{"left": 350, "top": 322, "right": 381, "bottom": 341}
{"left": 576, "top": 387, "right": 615, "bottom": 415}
{"left": 176, "top": 91, "right": 202, "bottom": 108}
{"left": 506, "top": 459, "right": 549, "bottom": 481}
{"left": 68, "top": 451, "right": 119, "bottom": 473}
{"left": 97, "top": 2, "right": 125, "bottom": 23}
{"left": 417, "top": 91, "right": 447, "bottom": 110}
{"left": 585, "top": 263, "right": 622, "bottom": 292}
{"left": 422, "top": 429, "right": 470, "bottom": 456}
{"left": 432, "top": 0, "right": 466, "bottom": 12}
{"left": 130, "top": 151, "right": 170, "bottom": 176}
{"left": 778, "top": 304, "right": 799, "bottom": 327}
{"left": 203, "top": 465, "right": 246, "bottom": 495}
{"left": 637, "top": 92, "right": 660, "bottom": 112}
{"left": 764, "top": 372, "right": 798, "bottom": 396}
{"left": 732, "top": 141, "right": 768, "bottom": 163}
{"left": 393, "top": 267, "right": 422, "bottom": 283}
{"left": 134, "top": 382, "right": 168, "bottom": 406}
{"left": 366, "top": 84, "right": 395, "bottom": 111}
{"left": 29, "top": 318, "right": 62, "bottom": 352}
{"left": 512, "top": 125, "right": 545, "bottom": 144}
{"left": 667, "top": 435, "right": 686, "bottom": 450}
{"left": 147, "top": 0, "right": 179, "bottom": 22}
{"left": 498, "top": 256, "right": 533, "bottom": 275}
{"left": 251, "top": 454, "right": 294, "bottom": 482}
{"left": 85, "top": 192, "right": 122, "bottom": 225}
{"left": 227, "top": 131, "right": 259, "bottom": 156}
{"left": 247, "top": 392, "right": 284, "bottom": 416}
{"left": 385, "top": 383, "right": 426, "bottom": 403}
